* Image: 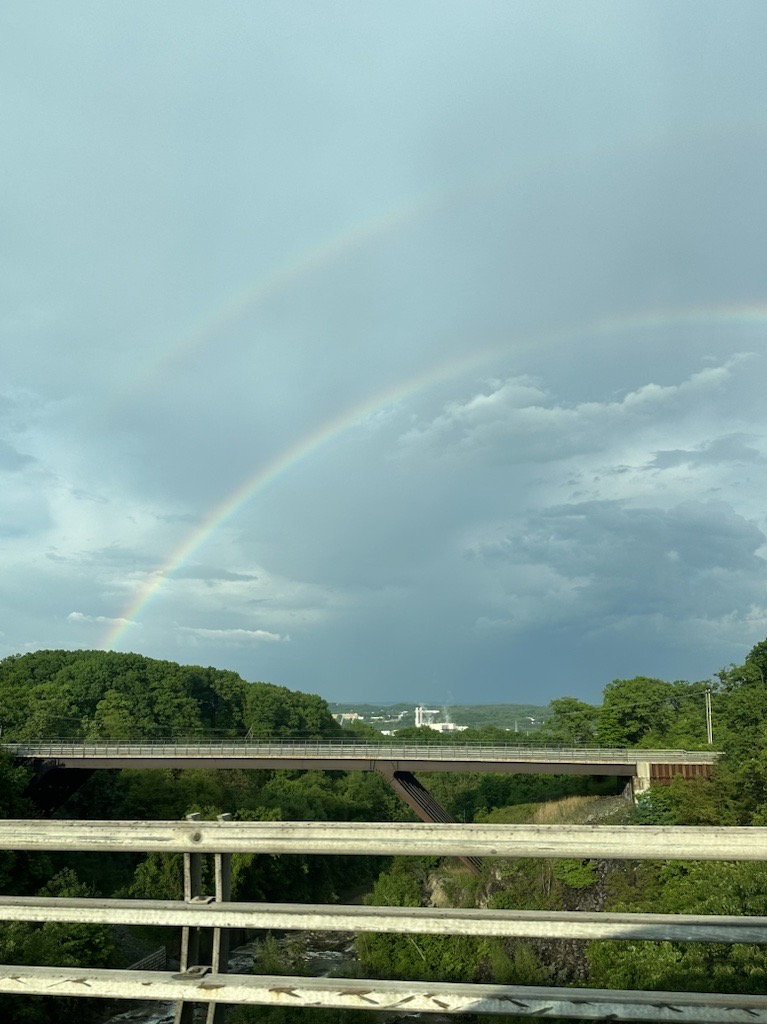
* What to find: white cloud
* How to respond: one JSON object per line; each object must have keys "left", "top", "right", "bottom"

{"left": 67, "top": 612, "right": 135, "bottom": 627}
{"left": 400, "top": 356, "right": 749, "bottom": 465}
{"left": 176, "top": 626, "right": 289, "bottom": 644}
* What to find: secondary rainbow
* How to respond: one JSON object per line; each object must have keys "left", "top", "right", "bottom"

{"left": 103, "top": 116, "right": 767, "bottom": 417}
{"left": 105, "top": 188, "right": 450, "bottom": 417}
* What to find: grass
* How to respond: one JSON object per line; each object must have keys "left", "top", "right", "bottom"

{"left": 475, "top": 793, "right": 631, "bottom": 826}
{"left": 531, "top": 794, "right": 602, "bottom": 823}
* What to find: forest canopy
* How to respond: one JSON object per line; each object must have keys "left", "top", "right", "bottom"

{"left": 0, "top": 649, "right": 340, "bottom": 742}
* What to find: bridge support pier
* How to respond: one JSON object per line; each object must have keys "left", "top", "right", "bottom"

{"left": 631, "top": 761, "right": 714, "bottom": 801}
{"left": 375, "top": 766, "right": 482, "bottom": 875}
{"left": 22, "top": 763, "right": 95, "bottom": 816}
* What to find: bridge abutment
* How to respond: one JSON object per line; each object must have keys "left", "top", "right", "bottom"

{"left": 632, "top": 761, "right": 652, "bottom": 799}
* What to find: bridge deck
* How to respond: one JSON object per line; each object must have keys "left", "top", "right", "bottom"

{"left": 4, "top": 741, "right": 719, "bottom": 774}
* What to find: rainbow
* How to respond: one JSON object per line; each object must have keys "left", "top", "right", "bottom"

{"left": 107, "top": 189, "right": 450, "bottom": 414}
{"left": 101, "top": 300, "right": 767, "bottom": 650}
{"left": 101, "top": 348, "right": 480, "bottom": 650}
{"left": 101, "top": 187, "right": 453, "bottom": 646}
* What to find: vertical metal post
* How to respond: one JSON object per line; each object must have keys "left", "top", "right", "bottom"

{"left": 705, "top": 688, "right": 714, "bottom": 745}
{"left": 175, "top": 813, "right": 203, "bottom": 1024}
{"left": 180, "top": 813, "right": 203, "bottom": 970}
{"left": 207, "top": 813, "right": 232, "bottom": 1024}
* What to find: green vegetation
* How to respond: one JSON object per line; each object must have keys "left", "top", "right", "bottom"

{"left": 349, "top": 639, "right": 767, "bottom": 996}
{"left": 2, "top": 639, "right": 767, "bottom": 1019}
{"left": 0, "top": 650, "right": 382, "bottom": 1022}
{"left": 0, "top": 649, "right": 340, "bottom": 742}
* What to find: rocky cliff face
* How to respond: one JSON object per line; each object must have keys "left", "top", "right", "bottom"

{"left": 421, "top": 794, "right": 634, "bottom": 986}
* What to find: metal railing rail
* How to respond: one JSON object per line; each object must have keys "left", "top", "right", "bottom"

{"left": 1, "top": 966, "right": 766, "bottom": 1023}
{"left": 2, "top": 895, "right": 767, "bottom": 944}
{"left": 0, "top": 819, "right": 764, "bottom": 1023}
{"left": 0, "top": 819, "right": 758, "bottom": 859}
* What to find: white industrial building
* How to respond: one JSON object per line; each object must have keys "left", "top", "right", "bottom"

{"left": 415, "top": 705, "right": 468, "bottom": 733}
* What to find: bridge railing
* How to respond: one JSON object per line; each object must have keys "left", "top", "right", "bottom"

{"left": 3, "top": 739, "right": 720, "bottom": 763}
{"left": 0, "top": 819, "right": 765, "bottom": 1022}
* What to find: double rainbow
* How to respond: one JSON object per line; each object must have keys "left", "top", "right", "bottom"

{"left": 101, "top": 301, "right": 767, "bottom": 650}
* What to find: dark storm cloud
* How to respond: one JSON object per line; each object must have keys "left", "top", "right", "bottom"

{"left": 650, "top": 435, "right": 766, "bottom": 470}
{"left": 473, "top": 499, "right": 766, "bottom": 620}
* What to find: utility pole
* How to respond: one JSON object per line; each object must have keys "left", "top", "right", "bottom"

{"left": 705, "top": 688, "right": 713, "bottom": 745}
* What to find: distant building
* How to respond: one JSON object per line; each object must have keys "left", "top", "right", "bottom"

{"left": 414, "top": 705, "right": 468, "bottom": 733}
{"left": 332, "top": 712, "right": 364, "bottom": 723}
{"left": 414, "top": 706, "right": 440, "bottom": 728}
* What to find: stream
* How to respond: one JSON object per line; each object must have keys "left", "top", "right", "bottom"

{"left": 101, "top": 929, "right": 358, "bottom": 1024}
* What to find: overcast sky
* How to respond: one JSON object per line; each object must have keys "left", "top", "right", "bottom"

{"left": 2, "top": 2, "right": 767, "bottom": 706}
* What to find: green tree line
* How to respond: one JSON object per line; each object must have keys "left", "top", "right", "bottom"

{"left": 0, "top": 649, "right": 339, "bottom": 741}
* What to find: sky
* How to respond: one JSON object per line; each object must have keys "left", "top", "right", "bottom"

{"left": 2, "top": 2, "right": 767, "bottom": 706}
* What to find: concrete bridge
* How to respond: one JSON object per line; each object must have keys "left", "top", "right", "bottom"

{"left": 4, "top": 739, "right": 718, "bottom": 782}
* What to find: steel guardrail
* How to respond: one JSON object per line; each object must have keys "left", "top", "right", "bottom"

{"left": 0, "top": 819, "right": 759, "bottom": 859}
{"left": 2, "top": 966, "right": 765, "bottom": 1021}
{"left": 2, "top": 895, "right": 767, "bottom": 944}
{"left": 0, "top": 818, "right": 761, "bottom": 1022}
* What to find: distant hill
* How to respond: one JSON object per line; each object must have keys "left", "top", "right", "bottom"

{"left": 0, "top": 649, "right": 341, "bottom": 741}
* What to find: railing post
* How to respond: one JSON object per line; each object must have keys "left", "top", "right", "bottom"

{"left": 175, "top": 813, "right": 204, "bottom": 1024}
{"left": 206, "top": 813, "right": 233, "bottom": 1024}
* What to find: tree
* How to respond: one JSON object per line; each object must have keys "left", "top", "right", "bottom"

{"left": 0, "top": 869, "right": 115, "bottom": 1023}
{"left": 597, "top": 677, "right": 676, "bottom": 747}
{"left": 746, "top": 639, "right": 767, "bottom": 682}
{"left": 85, "top": 689, "right": 135, "bottom": 740}
{"left": 244, "top": 682, "right": 339, "bottom": 739}
{"left": 539, "top": 697, "right": 599, "bottom": 746}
